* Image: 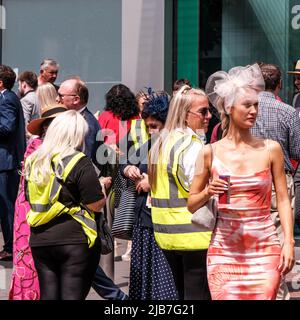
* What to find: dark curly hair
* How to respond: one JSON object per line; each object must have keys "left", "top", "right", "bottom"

{"left": 141, "top": 90, "right": 170, "bottom": 124}
{"left": 105, "top": 84, "right": 139, "bottom": 120}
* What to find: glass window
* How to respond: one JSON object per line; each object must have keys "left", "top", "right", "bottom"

{"left": 176, "top": 0, "right": 300, "bottom": 104}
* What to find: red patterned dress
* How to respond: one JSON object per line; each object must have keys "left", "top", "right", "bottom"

{"left": 207, "top": 156, "right": 281, "bottom": 300}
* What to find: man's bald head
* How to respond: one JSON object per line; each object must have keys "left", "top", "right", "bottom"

{"left": 58, "top": 78, "right": 89, "bottom": 110}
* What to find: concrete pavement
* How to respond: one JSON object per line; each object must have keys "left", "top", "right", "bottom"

{"left": 1, "top": 232, "right": 300, "bottom": 300}
{"left": 0, "top": 234, "right": 130, "bottom": 300}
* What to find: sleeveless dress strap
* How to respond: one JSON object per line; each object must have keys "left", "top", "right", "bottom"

{"left": 209, "top": 144, "right": 215, "bottom": 176}
{"left": 266, "top": 139, "right": 271, "bottom": 169}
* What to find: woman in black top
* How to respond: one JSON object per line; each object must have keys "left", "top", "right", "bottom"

{"left": 25, "top": 110, "right": 106, "bottom": 300}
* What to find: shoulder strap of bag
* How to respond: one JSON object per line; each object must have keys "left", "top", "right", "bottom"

{"left": 55, "top": 176, "right": 93, "bottom": 213}
{"left": 55, "top": 176, "right": 106, "bottom": 227}
{"left": 55, "top": 175, "right": 93, "bottom": 213}
{"left": 56, "top": 176, "right": 80, "bottom": 206}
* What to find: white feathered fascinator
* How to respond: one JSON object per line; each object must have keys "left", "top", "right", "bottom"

{"left": 205, "top": 63, "right": 265, "bottom": 114}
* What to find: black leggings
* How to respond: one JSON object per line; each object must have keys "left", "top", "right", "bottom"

{"left": 31, "top": 243, "right": 100, "bottom": 300}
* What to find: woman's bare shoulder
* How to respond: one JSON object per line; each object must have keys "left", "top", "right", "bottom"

{"left": 248, "top": 137, "right": 280, "bottom": 151}
{"left": 265, "top": 139, "right": 282, "bottom": 153}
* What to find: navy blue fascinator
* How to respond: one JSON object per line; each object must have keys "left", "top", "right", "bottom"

{"left": 141, "top": 88, "right": 170, "bottom": 124}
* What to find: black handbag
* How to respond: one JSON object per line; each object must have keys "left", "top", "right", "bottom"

{"left": 95, "top": 213, "right": 114, "bottom": 255}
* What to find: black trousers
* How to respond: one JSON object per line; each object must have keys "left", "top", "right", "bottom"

{"left": 0, "top": 169, "right": 20, "bottom": 253}
{"left": 163, "top": 249, "right": 211, "bottom": 300}
{"left": 31, "top": 242, "right": 101, "bottom": 300}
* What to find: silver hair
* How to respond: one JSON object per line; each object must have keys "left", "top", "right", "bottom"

{"left": 40, "top": 59, "right": 59, "bottom": 71}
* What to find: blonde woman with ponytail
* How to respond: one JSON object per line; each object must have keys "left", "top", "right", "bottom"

{"left": 36, "top": 82, "right": 58, "bottom": 113}
{"left": 210, "top": 99, "right": 230, "bottom": 143}
{"left": 188, "top": 64, "right": 295, "bottom": 300}
{"left": 149, "top": 85, "right": 212, "bottom": 300}
{"left": 25, "top": 110, "right": 106, "bottom": 300}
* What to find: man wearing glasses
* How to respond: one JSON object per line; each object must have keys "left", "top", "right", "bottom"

{"left": 57, "top": 78, "right": 101, "bottom": 164}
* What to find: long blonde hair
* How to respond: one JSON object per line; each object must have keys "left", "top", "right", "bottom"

{"left": 25, "top": 110, "right": 88, "bottom": 186}
{"left": 148, "top": 85, "right": 207, "bottom": 190}
{"left": 36, "top": 83, "right": 58, "bottom": 113}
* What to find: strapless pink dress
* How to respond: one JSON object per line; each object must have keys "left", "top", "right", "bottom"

{"left": 207, "top": 157, "right": 281, "bottom": 300}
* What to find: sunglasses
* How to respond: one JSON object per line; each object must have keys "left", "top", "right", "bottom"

{"left": 189, "top": 107, "right": 212, "bottom": 116}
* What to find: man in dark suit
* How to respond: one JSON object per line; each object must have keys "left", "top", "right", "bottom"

{"left": 57, "top": 78, "right": 102, "bottom": 166}
{"left": 57, "top": 78, "right": 127, "bottom": 300}
{"left": 0, "top": 65, "right": 26, "bottom": 260}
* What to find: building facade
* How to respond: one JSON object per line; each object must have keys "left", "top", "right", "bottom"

{"left": 173, "top": 0, "right": 300, "bottom": 103}
{"left": 0, "top": 0, "right": 299, "bottom": 111}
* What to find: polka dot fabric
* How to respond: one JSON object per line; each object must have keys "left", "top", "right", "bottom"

{"left": 129, "top": 221, "right": 178, "bottom": 300}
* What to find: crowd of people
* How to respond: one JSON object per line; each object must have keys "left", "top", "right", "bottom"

{"left": 0, "top": 57, "right": 299, "bottom": 300}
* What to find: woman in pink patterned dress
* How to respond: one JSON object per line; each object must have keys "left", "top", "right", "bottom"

{"left": 9, "top": 104, "right": 67, "bottom": 300}
{"left": 188, "top": 64, "right": 295, "bottom": 300}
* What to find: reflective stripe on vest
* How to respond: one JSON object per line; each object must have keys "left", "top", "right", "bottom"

{"left": 27, "top": 152, "right": 98, "bottom": 248}
{"left": 73, "top": 209, "right": 97, "bottom": 231}
{"left": 151, "top": 131, "right": 211, "bottom": 250}
{"left": 131, "top": 119, "right": 149, "bottom": 150}
{"left": 151, "top": 198, "right": 186, "bottom": 208}
{"left": 29, "top": 203, "right": 52, "bottom": 212}
{"left": 72, "top": 209, "right": 98, "bottom": 248}
{"left": 153, "top": 223, "right": 204, "bottom": 234}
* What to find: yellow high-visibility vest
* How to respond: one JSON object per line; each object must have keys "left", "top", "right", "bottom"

{"left": 130, "top": 119, "right": 149, "bottom": 150}
{"left": 151, "top": 130, "right": 212, "bottom": 250}
{"left": 26, "top": 152, "right": 98, "bottom": 248}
